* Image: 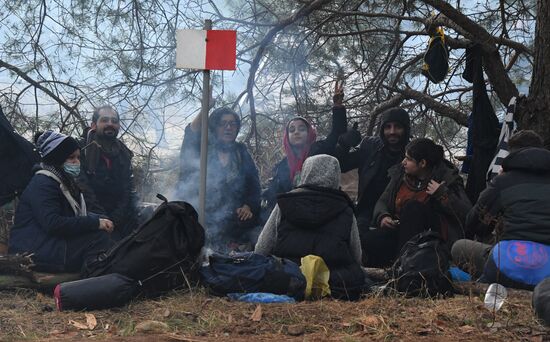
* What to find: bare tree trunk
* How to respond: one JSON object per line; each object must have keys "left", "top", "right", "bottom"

{"left": 517, "top": 0, "right": 550, "bottom": 147}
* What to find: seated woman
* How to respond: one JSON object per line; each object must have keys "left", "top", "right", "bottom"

{"left": 261, "top": 81, "right": 354, "bottom": 216}
{"left": 255, "top": 154, "right": 366, "bottom": 300}
{"left": 178, "top": 107, "right": 261, "bottom": 252}
{"left": 9, "top": 131, "right": 113, "bottom": 273}
{"left": 365, "top": 138, "right": 471, "bottom": 267}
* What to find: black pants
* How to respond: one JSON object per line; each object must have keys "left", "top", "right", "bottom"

{"left": 65, "top": 230, "right": 114, "bottom": 274}
{"left": 362, "top": 201, "right": 440, "bottom": 267}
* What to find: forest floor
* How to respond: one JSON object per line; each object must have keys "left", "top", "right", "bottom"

{"left": 0, "top": 283, "right": 548, "bottom": 341}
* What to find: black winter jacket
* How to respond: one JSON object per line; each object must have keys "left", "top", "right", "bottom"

{"left": 274, "top": 185, "right": 365, "bottom": 297}
{"left": 336, "top": 108, "right": 411, "bottom": 226}
{"left": 79, "top": 139, "right": 138, "bottom": 235}
{"left": 466, "top": 148, "right": 550, "bottom": 244}
{"left": 274, "top": 186, "right": 355, "bottom": 266}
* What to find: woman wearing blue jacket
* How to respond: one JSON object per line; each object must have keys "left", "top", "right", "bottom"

{"left": 9, "top": 131, "right": 113, "bottom": 273}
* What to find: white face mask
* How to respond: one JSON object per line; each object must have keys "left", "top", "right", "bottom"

{"left": 63, "top": 163, "right": 81, "bottom": 177}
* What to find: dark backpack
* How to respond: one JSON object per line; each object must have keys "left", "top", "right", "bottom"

{"left": 421, "top": 27, "right": 449, "bottom": 83}
{"left": 83, "top": 194, "right": 205, "bottom": 294}
{"left": 389, "top": 231, "right": 454, "bottom": 297}
{"left": 199, "top": 252, "right": 306, "bottom": 300}
{"left": 329, "top": 262, "right": 371, "bottom": 301}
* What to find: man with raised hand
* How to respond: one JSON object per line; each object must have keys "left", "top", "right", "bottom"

{"left": 335, "top": 107, "right": 411, "bottom": 264}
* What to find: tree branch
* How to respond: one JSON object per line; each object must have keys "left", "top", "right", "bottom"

{"left": 246, "top": 0, "right": 333, "bottom": 151}
{"left": 0, "top": 59, "right": 84, "bottom": 130}
{"left": 392, "top": 87, "right": 468, "bottom": 126}
{"left": 421, "top": 0, "right": 519, "bottom": 105}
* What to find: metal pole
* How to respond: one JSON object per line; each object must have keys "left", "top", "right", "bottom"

{"left": 198, "top": 19, "right": 212, "bottom": 227}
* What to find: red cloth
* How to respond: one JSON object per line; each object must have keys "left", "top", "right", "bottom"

{"left": 282, "top": 117, "right": 317, "bottom": 182}
{"left": 101, "top": 155, "right": 112, "bottom": 170}
{"left": 394, "top": 182, "right": 430, "bottom": 218}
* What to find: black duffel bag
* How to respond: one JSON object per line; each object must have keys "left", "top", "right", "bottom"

{"left": 54, "top": 273, "right": 138, "bottom": 311}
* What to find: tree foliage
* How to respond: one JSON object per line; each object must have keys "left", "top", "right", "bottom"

{"left": 0, "top": 0, "right": 547, "bottom": 189}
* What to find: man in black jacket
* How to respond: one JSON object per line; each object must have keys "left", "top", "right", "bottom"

{"left": 79, "top": 106, "right": 138, "bottom": 240}
{"left": 336, "top": 108, "right": 411, "bottom": 251}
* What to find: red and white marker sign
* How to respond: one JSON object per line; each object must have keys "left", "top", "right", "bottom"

{"left": 176, "top": 29, "right": 237, "bottom": 70}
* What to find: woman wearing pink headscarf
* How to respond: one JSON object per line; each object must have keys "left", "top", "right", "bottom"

{"left": 262, "top": 82, "right": 352, "bottom": 215}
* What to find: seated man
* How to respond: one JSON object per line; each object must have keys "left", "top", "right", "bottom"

{"left": 452, "top": 131, "right": 550, "bottom": 289}
{"left": 255, "top": 154, "right": 366, "bottom": 300}
{"left": 79, "top": 106, "right": 138, "bottom": 239}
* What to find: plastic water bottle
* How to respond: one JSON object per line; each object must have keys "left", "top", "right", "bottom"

{"left": 484, "top": 283, "right": 507, "bottom": 311}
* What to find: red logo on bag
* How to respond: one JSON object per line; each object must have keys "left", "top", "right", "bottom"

{"left": 507, "top": 241, "right": 549, "bottom": 269}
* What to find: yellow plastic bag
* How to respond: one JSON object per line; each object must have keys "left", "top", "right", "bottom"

{"left": 300, "top": 255, "right": 331, "bottom": 299}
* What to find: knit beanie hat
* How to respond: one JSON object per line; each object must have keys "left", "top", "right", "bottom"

{"left": 378, "top": 107, "right": 411, "bottom": 145}
{"left": 37, "top": 131, "right": 80, "bottom": 166}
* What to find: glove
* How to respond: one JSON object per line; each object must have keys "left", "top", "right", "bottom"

{"left": 338, "top": 122, "right": 361, "bottom": 148}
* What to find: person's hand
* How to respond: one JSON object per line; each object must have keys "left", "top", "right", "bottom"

{"left": 236, "top": 205, "right": 253, "bottom": 221}
{"left": 338, "top": 122, "right": 361, "bottom": 148}
{"left": 380, "top": 216, "right": 398, "bottom": 229}
{"left": 426, "top": 180, "right": 445, "bottom": 196}
{"left": 99, "top": 218, "right": 114, "bottom": 233}
{"left": 333, "top": 79, "right": 344, "bottom": 106}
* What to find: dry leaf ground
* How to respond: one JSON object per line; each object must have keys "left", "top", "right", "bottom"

{"left": 0, "top": 285, "right": 548, "bottom": 341}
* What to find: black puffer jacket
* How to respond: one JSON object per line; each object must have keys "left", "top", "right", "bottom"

{"left": 275, "top": 185, "right": 355, "bottom": 267}
{"left": 275, "top": 185, "right": 366, "bottom": 299}
{"left": 466, "top": 148, "right": 550, "bottom": 244}
{"left": 255, "top": 154, "right": 366, "bottom": 299}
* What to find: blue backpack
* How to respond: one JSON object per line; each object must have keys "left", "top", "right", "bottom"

{"left": 487, "top": 240, "right": 550, "bottom": 286}
{"left": 199, "top": 252, "right": 306, "bottom": 300}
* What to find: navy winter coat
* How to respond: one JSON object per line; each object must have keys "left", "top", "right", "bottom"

{"left": 9, "top": 172, "right": 100, "bottom": 271}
